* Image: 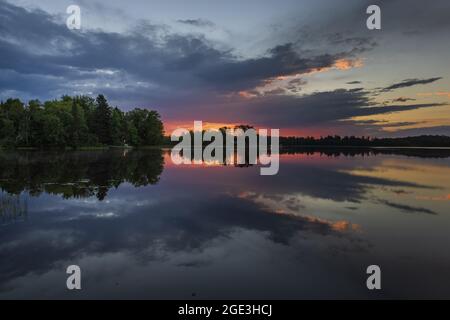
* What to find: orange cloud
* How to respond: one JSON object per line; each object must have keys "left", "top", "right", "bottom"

{"left": 296, "top": 58, "right": 363, "bottom": 76}
{"left": 332, "top": 220, "right": 361, "bottom": 232}
{"left": 333, "top": 58, "right": 364, "bottom": 70}
{"left": 436, "top": 92, "right": 450, "bottom": 98}
{"left": 237, "top": 58, "right": 365, "bottom": 99}
{"left": 238, "top": 90, "right": 259, "bottom": 99}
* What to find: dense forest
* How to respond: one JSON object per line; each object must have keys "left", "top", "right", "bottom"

{"left": 0, "top": 94, "right": 164, "bottom": 148}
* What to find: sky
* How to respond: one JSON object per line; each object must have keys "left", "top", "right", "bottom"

{"left": 1, "top": 0, "right": 449, "bottom": 137}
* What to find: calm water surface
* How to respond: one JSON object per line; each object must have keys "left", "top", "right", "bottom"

{"left": 0, "top": 149, "right": 449, "bottom": 299}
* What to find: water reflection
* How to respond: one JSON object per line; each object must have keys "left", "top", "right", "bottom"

{"left": 0, "top": 149, "right": 164, "bottom": 200}
{"left": 0, "top": 148, "right": 449, "bottom": 299}
{"left": 0, "top": 193, "right": 27, "bottom": 225}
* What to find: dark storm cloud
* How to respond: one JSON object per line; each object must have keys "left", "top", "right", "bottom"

{"left": 380, "top": 121, "right": 422, "bottom": 128}
{"left": 303, "top": 0, "right": 450, "bottom": 40}
{"left": 382, "top": 77, "right": 442, "bottom": 92}
{"left": 177, "top": 18, "right": 215, "bottom": 28}
{"left": 379, "top": 0, "right": 450, "bottom": 34}
{"left": 1, "top": 1, "right": 448, "bottom": 134}
{"left": 195, "top": 43, "right": 353, "bottom": 91}
{"left": 0, "top": 70, "right": 63, "bottom": 97}
{"left": 377, "top": 200, "right": 437, "bottom": 215}
{"left": 392, "top": 97, "right": 416, "bottom": 102}
{"left": 0, "top": 2, "right": 371, "bottom": 102}
{"left": 346, "top": 81, "right": 361, "bottom": 84}
{"left": 222, "top": 89, "right": 445, "bottom": 128}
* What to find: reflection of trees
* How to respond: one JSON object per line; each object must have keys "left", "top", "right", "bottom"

{"left": 281, "top": 147, "right": 450, "bottom": 158}
{"left": 0, "top": 193, "right": 27, "bottom": 224}
{"left": 175, "top": 147, "right": 264, "bottom": 167}
{"left": 0, "top": 149, "right": 164, "bottom": 200}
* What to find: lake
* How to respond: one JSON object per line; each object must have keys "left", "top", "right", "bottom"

{"left": 0, "top": 148, "right": 449, "bottom": 299}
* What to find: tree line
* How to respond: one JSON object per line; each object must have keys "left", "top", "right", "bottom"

{"left": 280, "top": 135, "right": 450, "bottom": 147}
{"left": 2, "top": 94, "right": 449, "bottom": 149}
{"left": 168, "top": 127, "right": 450, "bottom": 148}
{"left": 0, "top": 94, "right": 164, "bottom": 148}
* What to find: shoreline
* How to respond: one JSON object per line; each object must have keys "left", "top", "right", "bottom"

{"left": 2, "top": 145, "right": 450, "bottom": 152}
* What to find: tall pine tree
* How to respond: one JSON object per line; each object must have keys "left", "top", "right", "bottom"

{"left": 93, "top": 94, "right": 112, "bottom": 145}
{"left": 70, "top": 99, "right": 89, "bottom": 148}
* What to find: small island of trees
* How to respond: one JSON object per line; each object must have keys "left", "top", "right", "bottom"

{"left": 0, "top": 94, "right": 164, "bottom": 149}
